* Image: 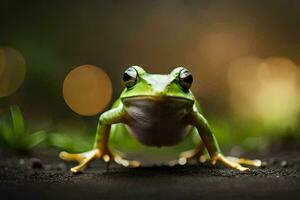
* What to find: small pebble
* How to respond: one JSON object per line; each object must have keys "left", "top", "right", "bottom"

{"left": 29, "top": 158, "right": 44, "bottom": 169}
{"left": 19, "top": 159, "right": 25, "bottom": 165}
{"left": 280, "top": 161, "right": 288, "bottom": 168}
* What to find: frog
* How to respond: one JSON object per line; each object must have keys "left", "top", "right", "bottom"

{"left": 59, "top": 66, "right": 262, "bottom": 174}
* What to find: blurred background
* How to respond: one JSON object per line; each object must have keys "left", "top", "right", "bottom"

{"left": 0, "top": 0, "right": 300, "bottom": 155}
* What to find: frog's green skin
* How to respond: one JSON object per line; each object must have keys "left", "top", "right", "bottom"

{"left": 60, "top": 66, "right": 262, "bottom": 173}
{"left": 110, "top": 66, "right": 200, "bottom": 147}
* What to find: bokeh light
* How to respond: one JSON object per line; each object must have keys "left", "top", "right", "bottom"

{"left": 200, "top": 32, "right": 253, "bottom": 67}
{"left": 228, "top": 56, "right": 262, "bottom": 118}
{"left": 63, "top": 65, "right": 113, "bottom": 116}
{"left": 255, "top": 57, "right": 300, "bottom": 127}
{"left": 228, "top": 56, "right": 300, "bottom": 128}
{"left": 0, "top": 46, "right": 26, "bottom": 98}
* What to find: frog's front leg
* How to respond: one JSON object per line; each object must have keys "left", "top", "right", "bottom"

{"left": 189, "top": 105, "right": 262, "bottom": 171}
{"left": 59, "top": 105, "right": 130, "bottom": 173}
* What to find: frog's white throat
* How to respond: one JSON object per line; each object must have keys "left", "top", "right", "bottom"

{"left": 122, "top": 97, "right": 194, "bottom": 146}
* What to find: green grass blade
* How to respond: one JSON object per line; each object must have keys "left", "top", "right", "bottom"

{"left": 10, "top": 106, "right": 25, "bottom": 138}
{"left": 24, "top": 130, "right": 47, "bottom": 149}
{"left": 0, "top": 122, "right": 14, "bottom": 147}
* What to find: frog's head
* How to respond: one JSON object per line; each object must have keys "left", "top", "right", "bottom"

{"left": 120, "top": 66, "right": 195, "bottom": 103}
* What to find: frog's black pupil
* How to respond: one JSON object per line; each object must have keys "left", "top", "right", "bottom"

{"left": 123, "top": 72, "right": 131, "bottom": 82}
{"left": 183, "top": 74, "right": 193, "bottom": 84}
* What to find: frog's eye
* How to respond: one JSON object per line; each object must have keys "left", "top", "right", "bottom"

{"left": 179, "top": 69, "right": 193, "bottom": 91}
{"left": 123, "top": 67, "right": 138, "bottom": 88}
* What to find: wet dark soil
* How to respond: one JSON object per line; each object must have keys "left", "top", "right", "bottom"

{"left": 0, "top": 139, "right": 300, "bottom": 200}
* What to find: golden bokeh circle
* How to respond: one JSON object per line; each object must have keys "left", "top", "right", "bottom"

{"left": 0, "top": 46, "right": 26, "bottom": 98}
{"left": 63, "top": 65, "right": 113, "bottom": 116}
{"left": 227, "top": 56, "right": 300, "bottom": 127}
{"left": 258, "top": 57, "right": 298, "bottom": 84}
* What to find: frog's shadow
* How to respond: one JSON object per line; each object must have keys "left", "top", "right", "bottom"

{"left": 98, "top": 163, "right": 250, "bottom": 178}
{"left": 104, "top": 164, "right": 206, "bottom": 177}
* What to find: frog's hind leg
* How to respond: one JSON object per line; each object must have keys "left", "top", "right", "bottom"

{"left": 112, "top": 150, "right": 141, "bottom": 168}
{"left": 176, "top": 141, "right": 263, "bottom": 168}
{"left": 176, "top": 142, "right": 207, "bottom": 165}
{"left": 114, "top": 155, "right": 141, "bottom": 168}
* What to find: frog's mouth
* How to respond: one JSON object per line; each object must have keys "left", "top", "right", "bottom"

{"left": 121, "top": 95, "right": 194, "bottom": 106}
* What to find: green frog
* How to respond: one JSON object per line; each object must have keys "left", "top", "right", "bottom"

{"left": 60, "top": 66, "right": 262, "bottom": 173}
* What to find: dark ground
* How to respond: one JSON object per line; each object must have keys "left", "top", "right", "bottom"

{"left": 0, "top": 139, "right": 300, "bottom": 200}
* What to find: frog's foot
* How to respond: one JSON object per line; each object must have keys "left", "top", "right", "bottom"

{"left": 211, "top": 153, "right": 250, "bottom": 172}
{"left": 59, "top": 149, "right": 140, "bottom": 173}
{"left": 113, "top": 154, "right": 141, "bottom": 168}
{"left": 226, "top": 156, "right": 263, "bottom": 167}
{"left": 59, "top": 149, "right": 104, "bottom": 174}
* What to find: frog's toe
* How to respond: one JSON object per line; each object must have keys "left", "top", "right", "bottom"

{"left": 59, "top": 151, "right": 82, "bottom": 162}
{"left": 178, "top": 157, "right": 188, "bottom": 165}
{"left": 238, "top": 166, "right": 250, "bottom": 172}
{"left": 70, "top": 159, "right": 94, "bottom": 174}
{"left": 71, "top": 165, "right": 85, "bottom": 174}
{"left": 114, "top": 155, "right": 141, "bottom": 168}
